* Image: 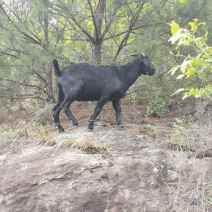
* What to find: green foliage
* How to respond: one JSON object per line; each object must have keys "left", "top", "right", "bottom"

{"left": 37, "top": 109, "right": 52, "bottom": 126}
{"left": 169, "top": 20, "right": 212, "bottom": 100}
{"left": 102, "top": 143, "right": 109, "bottom": 150}
{"left": 146, "top": 97, "right": 169, "bottom": 117}
{"left": 1, "top": 0, "right": 212, "bottom": 104}
{"left": 204, "top": 195, "right": 212, "bottom": 205}
{"left": 164, "top": 119, "right": 190, "bottom": 150}
{"left": 135, "top": 83, "right": 175, "bottom": 118}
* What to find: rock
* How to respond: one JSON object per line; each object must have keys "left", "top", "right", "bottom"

{"left": 0, "top": 126, "right": 211, "bottom": 212}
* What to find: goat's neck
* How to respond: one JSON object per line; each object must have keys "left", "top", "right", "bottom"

{"left": 120, "top": 60, "right": 141, "bottom": 88}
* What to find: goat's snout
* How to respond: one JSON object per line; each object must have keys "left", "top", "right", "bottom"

{"left": 151, "top": 68, "right": 155, "bottom": 75}
{"left": 147, "top": 67, "right": 155, "bottom": 76}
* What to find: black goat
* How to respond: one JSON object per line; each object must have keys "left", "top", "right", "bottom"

{"left": 53, "top": 53, "right": 155, "bottom": 132}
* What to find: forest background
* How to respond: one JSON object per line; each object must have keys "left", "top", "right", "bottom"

{"left": 0, "top": 0, "right": 211, "bottom": 123}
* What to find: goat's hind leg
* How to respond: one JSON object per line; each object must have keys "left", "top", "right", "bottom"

{"left": 112, "top": 100, "right": 123, "bottom": 128}
{"left": 62, "top": 94, "right": 78, "bottom": 126}
{"left": 53, "top": 94, "right": 78, "bottom": 132}
{"left": 53, "top": 89, "right": 65, "bottom": 132}
{"left": 64, "top": 105, "right": 78, "bottom": 126}
{"left": 53, "top": 103, "right": 65, "bottom": 132}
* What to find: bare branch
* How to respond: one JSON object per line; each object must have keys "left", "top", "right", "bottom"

{"left": 32, "top": 70, "right": 47, "bottom": 85}
{"left": 0, "top": 3, "right": 42, "bottom": 46}
{"left": 104, "top": 24, "right": 152, "bottom": 41}
{"left": 53, "top": 3, "right": 95, "bottom": 43}
{"left": 0, "top": 77, "right": 46, "bottom": 92}
{"left": 114, "top": 0, "right": 148, "bottom": 60}
{"left": 101, "top": 4, "right": 120, "bottom": 39}
{"left": 0, "top": 51, "right": 19, "bottom": 59}
{"left": 0, "top": 94, "right": 45, "bottom": 101}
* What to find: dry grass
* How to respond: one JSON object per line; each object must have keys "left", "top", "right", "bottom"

{"left": 156, "top": 105, "right": 212, "bottom": 211}
{"left": 0, "top": 103, "right": 109, "bottom": 155}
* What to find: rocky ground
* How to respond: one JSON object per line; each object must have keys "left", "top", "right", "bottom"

{"left": 0, "top": 102, "right": 211, "bottom": 211}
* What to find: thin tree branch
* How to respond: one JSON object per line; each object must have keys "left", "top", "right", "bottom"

{"left": 0, "top": 51, "right": 19, "bottom": 59}
{"left": 0, "top": 94, "right": 45, "bottom": 101}
{"left": 53, "top": 3, "right": 95, "bottom": 43}
{"left": 114, "top": 0, "right": 147, "bottom": 60}
{"left": 181, "top": 0, "right": 207, "bottom": 27}
{"left": 32, "top": 70, "right": 47, "bottom": 85}
{"left": 0, "top": 78, "right": 46, "bottom": 92}
{"left": 101, "top": 3, "right": 120, "bottom": 39}
{"left": 104, "top": 24, "right": 152, "bottom": 41}
{"left": 0, "top": 3, "right": 42, "bottom": 46}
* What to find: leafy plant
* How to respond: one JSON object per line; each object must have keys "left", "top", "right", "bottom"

{"left": 204, "top": 195, "right": 212, "bottom": 205}
{"left": 146, "top": 97, "right": 169, "bottom": 117}
{"left": 102, "top": 143, "right": 109, "bottom": 150}
{"left": 169, "top": 19, "right": 212, "bottom": 100}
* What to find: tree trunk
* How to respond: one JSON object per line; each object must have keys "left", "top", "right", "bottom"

{"left": 45, "top": 65, "right": 54, "bottom": 102}
{"left": 43, "top": 0, "right": 54, "bottom": 102}
{"left": 92, "top": 0, "right": 106, "bottom": 65}
{"left": 92, "top": 42, "right": 102, "bottom": 65}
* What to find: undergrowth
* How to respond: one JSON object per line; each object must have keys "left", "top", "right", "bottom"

{"left": 163, "top": 118, "right": 212, "bottom": 158}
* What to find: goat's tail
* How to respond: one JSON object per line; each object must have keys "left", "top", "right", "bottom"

{"left": 53, "top": 59, "right": 60, "bottom": 76}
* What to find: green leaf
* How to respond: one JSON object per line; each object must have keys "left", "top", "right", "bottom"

{"left": 176, "top": 74, "right": 184, "bottom": 79}
{"left": 189, "top": 87, "right": 196, "bottom": 95}
{"left": 189, "top": 22, "right": 196, "bottom": 32}
{"left": 189, "top": 58, "right": 202, "bottom": 68}
{"left": 170, "top": 21, "right": 180, "bottom": 35}
{"left": 180, "top": 59, "right": 191, "bottom": 73}
{"left": 185, "top": 69, "right": 195, "bottom": 78}
{"left": 179, "top": 0, "right": 187, "bottom": 3}
{"left": 169, "top": 21, "right": 181, "bottom": 44}
{"left": 169, "top": 66, "right": 179, "bottom": 75}
{"left": 205, "top": 58, "right": 212, "bottom": 62}
{"left": 204, "top": 84, "right": 211, "bottom": 89}
{"left": 171, "top": 88, "right": 185, "bottom": 97}
{"left": 198, "top": 71, "right": 207, "bottom": 80}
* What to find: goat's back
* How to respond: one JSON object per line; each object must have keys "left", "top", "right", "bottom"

{"left": 61, "top": 63, "right": 122, "bottom": 80}
{"left": 57, "top": 63, "right": 125, "bottom": 101}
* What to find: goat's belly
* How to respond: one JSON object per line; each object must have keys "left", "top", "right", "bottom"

{"left": 76, "top": 91, "right": 125, "bottom": 102}
{"left": 76, "top": 91, "right": 101, "bottom": 101}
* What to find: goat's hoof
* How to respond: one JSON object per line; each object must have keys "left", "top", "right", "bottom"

{"left": 59, "top": 128, "right": 65, "bottom": 133}
{"left": 88, "top": 125, "right": 94, "bottom": 130}
{"left": 117, "top": 125, "right": 124, "bottom": 130}
{"left": 56, "top": 126, "right": 65, "bottom": 133}
{"left": 73, "top": 122, "right": 79, "bottom": 126}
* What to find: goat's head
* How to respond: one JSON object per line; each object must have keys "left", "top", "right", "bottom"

{"left": 131, "top": 52, "right": 155, "bottom": 76}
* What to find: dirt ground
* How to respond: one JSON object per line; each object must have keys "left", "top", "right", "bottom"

{"left": 0, "top": 100, "right": 211, "bottom": 211}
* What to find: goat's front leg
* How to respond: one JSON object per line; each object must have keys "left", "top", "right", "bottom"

{"left": 112, "top": 100, "right": 123, "bottom": 128}
{"left": 88, "top": 98, "right": 108, "bottom": 130}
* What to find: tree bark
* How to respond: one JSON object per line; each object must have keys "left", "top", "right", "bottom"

{"left": 43, "top": 0, "right": 54, "bottom": 102}
{"left": 92, "top": 0, "right": 106, "bottom": 64}
{"left": 92, "top": 42, "right": 102, "bottom": 65}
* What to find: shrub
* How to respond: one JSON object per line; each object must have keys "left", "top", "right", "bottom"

{"left": 169, "top": 19, "right": 212, "bottom": 100}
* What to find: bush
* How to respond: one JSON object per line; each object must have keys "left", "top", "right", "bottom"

{"left": 169, "top": 19, "right": 212, "bottom": 100}
{"left": 146, "top": 97, "right": 169, "bottom": 117}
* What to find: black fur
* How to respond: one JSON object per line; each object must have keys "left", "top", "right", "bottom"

{"left": 53, "top": 53, "right": 155, "bottom": 132}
